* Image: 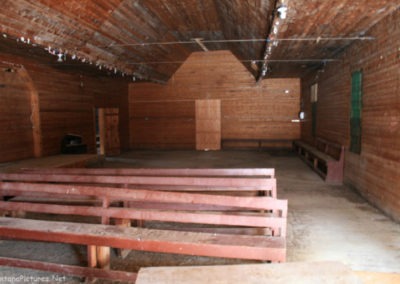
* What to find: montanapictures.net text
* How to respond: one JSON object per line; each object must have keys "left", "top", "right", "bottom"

{"left": 0, "top": 275, "right": 67, "bottom": 283}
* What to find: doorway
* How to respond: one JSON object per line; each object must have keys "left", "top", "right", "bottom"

{"left": 95, "top": 108, "right": 120, "bottom": 156}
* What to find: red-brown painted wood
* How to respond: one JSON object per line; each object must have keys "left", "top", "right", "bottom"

{"left": 0, "top": 217, "right": 286, "bottom": 262}
{"left": 20, "top": 167, "right": 275, "bottom": 177}
{"left": 300, "top": 10, "right": 400, "bottom": 221}
{"left": 0, "top": 201, "right": 287, "bottom": 230}
{"left": 0, "top": 182, "right": 282, "bottom": 211}
{"left": 129, "top": 51, "right": 301, "bottom": 149}
{"left": 0, "top": 173, "right": 277, "bottom": 197}
{"left": 0, "top": 257, "right": 137, "bottom": 282}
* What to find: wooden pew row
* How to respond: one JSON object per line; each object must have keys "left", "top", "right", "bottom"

{"left": 20, "top": 167, "right": 275, "bottom": 178}
{"left": 0, "top": 172, "right": 277, "bottom": 197}
{"left": 0, "top": 181, "right": 287, "bottom": 282}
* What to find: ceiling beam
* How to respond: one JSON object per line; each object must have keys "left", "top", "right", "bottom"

{"left": 103, "top": 36, "right": 374, "bottom": 47}
{"left": 257, "top": 0, "right": 285, "bottom": 83}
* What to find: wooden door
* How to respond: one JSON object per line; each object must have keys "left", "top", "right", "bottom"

{"left": 195, "top": 100, "right": 221, "bottom": 150}
{"left": 98, "top": 108, "right": 120, "bottom": 156}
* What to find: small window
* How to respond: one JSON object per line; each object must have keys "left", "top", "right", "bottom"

{"left": 350, "top": 71, "right": 362, "bottom": 154}
{"left": 311, "top": 83, "right": 318, "bottom": 103}
{"left": 311, "top": 83, "right": 318, "bottom": 137}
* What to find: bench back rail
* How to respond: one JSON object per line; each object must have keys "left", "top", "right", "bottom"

{"left": 20, "top": 168, "right": 275, "bottom": 178}
{"left": 0, "top": 168, "right": 287, "bottom": 281}
{"left": 0, "top": 182, "right": 287, "bottom": 237}
{"left": 0, "top": 217, "right": 286, "bottom": 262}
{"left": 0, "top": 173, "right": 277, "bottom": 197}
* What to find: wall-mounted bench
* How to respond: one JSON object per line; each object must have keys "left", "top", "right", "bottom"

{"left": 0, "top": 178, "right": 287, "bottom": 282}
{"left": 293, "top": 138, "right": 344, "bottom": 184}
{"left": 222, "top": 139, "right": 293, "bottom": 150}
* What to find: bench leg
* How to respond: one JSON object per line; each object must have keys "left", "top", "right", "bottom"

{"left": 88, "top": 245, "right": 110, "bottom": 269}
{"left": 86, "top": 245, "right": 111, "bottom": 283}
{"left": 97, "top": 246, "right": 111, "bottom": 269}
{"left": 115, "top": 218, "right": 131, "bottom": 259}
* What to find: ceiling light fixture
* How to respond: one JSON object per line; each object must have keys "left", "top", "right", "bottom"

{"left": 277, "top": 5, "right": 288, "bottom": 19}
{"left": 57, "top": 53, "right": 64, "bottom": 62}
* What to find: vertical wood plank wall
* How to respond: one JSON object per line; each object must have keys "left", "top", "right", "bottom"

{"left": 300, "top": 10, "right": 400, "bottom": 221}
{"left": 129, "top": 51, "right": 300, "bottom": 149}
{"left": 86, "top": 78, "right": 129, "bottom": 152}
{"left": 0, "top": 53, "right": 129, "bottom": 162}
{"left": 0, "top": 61, "right": 34, "bottom": 162}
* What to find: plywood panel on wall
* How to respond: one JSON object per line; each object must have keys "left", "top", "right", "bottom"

{"left": 300, "top": 10, "right": 400, "bottom": 221}
{"left": 196, "top": 100, "right": 221, "bottom": 150}
{"left": 129, "top": 50, "right": 300, "bottom": 150}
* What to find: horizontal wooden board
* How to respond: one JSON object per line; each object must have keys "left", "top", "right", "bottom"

{"left": 129, "top": 51, "right": 300, "bottom": 149}
{"left": 300, "top": 10, "right": 400, "bottom": 221}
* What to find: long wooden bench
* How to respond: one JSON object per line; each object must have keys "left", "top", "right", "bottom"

{"left": 222, "top": 139, "right": 292, "bottom": 150}
{"left": 293, "top": 138, "right": 344, "bottom": 183}
{"left": 0, "top": 169, "right": 277, "bottom": 197}
{"left": 0, "top": 180, "right": 287, "bottom": 282}
{"left": 19, "top": 167, "right": 275, "bottom": 177}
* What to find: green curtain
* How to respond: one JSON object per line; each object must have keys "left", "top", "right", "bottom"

{"left": 350, "top": 71, "right": 362, "bottom": 154}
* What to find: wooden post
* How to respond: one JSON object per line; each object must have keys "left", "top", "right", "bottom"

{"left": 17, "top": 67, "right": 42, "bottom": 158}
{"left": 88, "top": 245, "right": 110, "bottom": 269}
{"left": 98, "top": 198, "right": 111, "bottom": 269}
{"left": 87, "top": 245, "right": 97, "bottom": 268}
{"left": 86, "top": 245, "right": 97, "bottom": 283}
{"left": 115, "top": 187, "right": 132, "bottom": 258}
{"left": 86, "top": 245, "right": 110, "bottom": 283}
{"left": 101, "top": 197, "right": 110, "bottom": 225}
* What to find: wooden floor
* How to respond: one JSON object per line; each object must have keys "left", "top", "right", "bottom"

{"left": 0, "top": 150, "right": 399, "bottom": 283}
{"left": 136, "top": 261, "right": 400, "bottom": 284}
{"left": 0, "top": 154, "right": 101, "bottom": 172}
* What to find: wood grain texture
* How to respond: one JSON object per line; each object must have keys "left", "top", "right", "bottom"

{"left": 196, "top": 100, "right": 221, "bottom": 150}
{"left": 0, "top": 1, "right": 397, "bottom": 80}
{"left": 129, "top": 51, "right": 300, "bottom": 149}
{"left": 300, "top": 10, "right": 400, "bottom": 221}
{"left": 0, "top": 60, "right": 34, "bottom": 162}
{"left": 0, "top": 52, "right": 129, "bottom": 161}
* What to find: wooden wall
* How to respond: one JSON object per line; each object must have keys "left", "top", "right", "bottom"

{"left": 129, "top": 50, "right": 300, "bottom": 149}
{"left": 85, "top": 77, "right": 129, "bottom": 152}
{"left": 300, "top": 10, "right": 400, "bottom": 221}
{"left": 0, "top": 61, "right": 34, "bottom": 162}
{"left": 0, "top": 53, "right": 129, "bottom": 163}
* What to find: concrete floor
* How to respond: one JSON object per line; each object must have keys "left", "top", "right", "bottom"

{"left": 0, "top": 149, "right": 399, "bottom": 282}
{"left": 107, "top": 150, "right": 400, "bottom": 273}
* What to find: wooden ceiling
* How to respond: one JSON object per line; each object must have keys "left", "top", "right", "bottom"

{"left": 0, "top": 0, "right": 398, "bottom": 82}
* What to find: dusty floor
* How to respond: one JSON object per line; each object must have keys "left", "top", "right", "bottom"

{"left": 0, "top": 150, "right": 399, "bottom": 283}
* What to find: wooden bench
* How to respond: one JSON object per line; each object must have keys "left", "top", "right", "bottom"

{"left": 222, "top": 139, "right": 293, "bottom": 150}
{"left": 19, "top": 167, "right": 275, "bottom": 177}
{"left": 0, "top": 168, "right": 277, "bottom": 198}
{"left": 293, "top": 138, "right": 344, "bottom": 183}
{"left": 0, "top": 179, "right": 287, "bottom": 282}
